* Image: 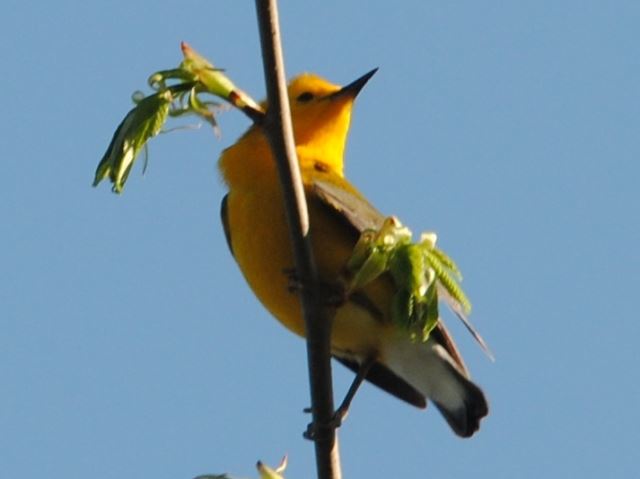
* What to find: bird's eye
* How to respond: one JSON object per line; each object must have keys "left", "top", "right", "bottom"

{"left": 296, "top": 92, "right": 314, "bottom": 103}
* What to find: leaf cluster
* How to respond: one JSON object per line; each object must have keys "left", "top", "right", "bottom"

{"left": 93, "top": 43, "right": 263, "bottom": 193}
{"left": 346, "top": 217, "right": 471, "bottom": 342}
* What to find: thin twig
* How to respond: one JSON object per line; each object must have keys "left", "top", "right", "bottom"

{"left": 254, "top": 1, "right": 342, "bottom": 478}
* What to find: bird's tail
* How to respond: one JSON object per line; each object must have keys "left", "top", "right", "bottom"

{"left": 383, "top": 333, "right": 488, "bottom": 437}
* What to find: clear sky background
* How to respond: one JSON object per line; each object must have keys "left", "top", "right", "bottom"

{"left": 2, "top": 1, "right": 639, "bottom": 478}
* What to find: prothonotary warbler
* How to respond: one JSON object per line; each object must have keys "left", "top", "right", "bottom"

{"left": 218, "top": 70, "right": 488, "bottom": 437}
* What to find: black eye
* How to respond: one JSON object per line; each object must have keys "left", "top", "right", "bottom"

{"left": 296, "top": 92, "right": 314, "bottom": 103}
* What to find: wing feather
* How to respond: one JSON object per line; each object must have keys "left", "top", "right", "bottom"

{"left": 312, "top": 177, "right": 475, "bottom": 375}
{"left": 220, "top": 194, "right": 234, "bottom": 258}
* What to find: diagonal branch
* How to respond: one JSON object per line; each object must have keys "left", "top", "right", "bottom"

{"left": 254, "top": 1, "right": 342, "bottom": 478}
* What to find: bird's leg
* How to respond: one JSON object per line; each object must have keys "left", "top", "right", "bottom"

{"left": 283, "top": 267, "right": 347, "bottom": 307}
{"left": 332, "top": 356, "right": 375, "bottom": 425}
{"left": 303, "top": 357, "right": 375, "bottom": 440}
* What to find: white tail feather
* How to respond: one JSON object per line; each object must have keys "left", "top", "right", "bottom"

{"left": 384, "top": 335, "right": 468, "bottom": 409}
{"left": 382, "top": 333, "right": 488, "bottom": 437}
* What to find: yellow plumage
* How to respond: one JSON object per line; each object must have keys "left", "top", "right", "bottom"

{"left": 219, "top": 71, "right": 488, "bottom": 437}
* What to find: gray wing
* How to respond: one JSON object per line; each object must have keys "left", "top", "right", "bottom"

{"left": 312, "top": 179, "right": 384, "bottom": 232}
{"left": 311, "top": 179, "right": 474, "bottom": 377}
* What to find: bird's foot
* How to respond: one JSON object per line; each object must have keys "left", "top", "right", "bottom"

{"left": 303, "top": 410, "right": 347, "bottom": 441}
{"left": 283, "top": 267, "right": 347, "bottom": 307}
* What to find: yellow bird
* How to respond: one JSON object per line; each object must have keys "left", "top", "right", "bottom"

{"left": 219, "top": 70, "right": 488, "bottom": 437}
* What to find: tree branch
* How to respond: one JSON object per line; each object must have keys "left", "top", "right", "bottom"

{"left": 254, "top": 1, "right": 342, "bottom": 478}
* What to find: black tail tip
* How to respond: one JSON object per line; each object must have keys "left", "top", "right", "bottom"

{"left": 435, "top": 382, "right": 489, "bottom": 438}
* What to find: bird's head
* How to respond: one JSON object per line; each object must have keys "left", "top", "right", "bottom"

{"left": 282, "top": 69, "right": 377, "bottom": 172}
{"left": 219, "top": 69, "right": 376, "bottom": 188}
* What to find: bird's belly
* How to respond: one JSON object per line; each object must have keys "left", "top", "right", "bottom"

{"left": 226, "top": 188, "right": 390, "bottom": 357}
{"left": 227, "top": 189, "right": 306, "bottom": 336}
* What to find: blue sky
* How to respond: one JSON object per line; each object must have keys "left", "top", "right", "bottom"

{"left": 2, "top": 1, "right": 639, "bottom": 478}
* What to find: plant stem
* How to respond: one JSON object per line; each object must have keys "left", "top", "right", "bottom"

{"left": 254, "top": 1, "right": 342, "bottom": 478}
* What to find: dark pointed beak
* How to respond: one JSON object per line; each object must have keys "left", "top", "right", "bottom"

{"left": 328, "top": 68, "right": 378, "bottom": 100}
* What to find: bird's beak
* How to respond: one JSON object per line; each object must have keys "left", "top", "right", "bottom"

{"left": 328, "top": 68, "right": 378, "bottom": 100}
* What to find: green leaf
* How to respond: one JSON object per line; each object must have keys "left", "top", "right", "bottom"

{"left": 389, "top": 243, "right": 427, "bottom": 297}
{"left": 93, "top": 90, "right": 172, "bottom": 193}
{"left": 345, "top": 216, "right": 474, "bottom": 342}
{"left": 420, "top": 281, "right": 440, "bottom": 340}
{"left": 391, "top": 289, "right": 414, "bottom": 329}
{"left": 427, "top": 245, "right": 462, "bottom": 280}
{"left": 424, "top": 249, "right": 471, "bottom": 314}
{"left": 350, "top": 246, "right": 390, "bottom": 290}
{"left": 346, "top": 217, "right": 411, "bottom": 291}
